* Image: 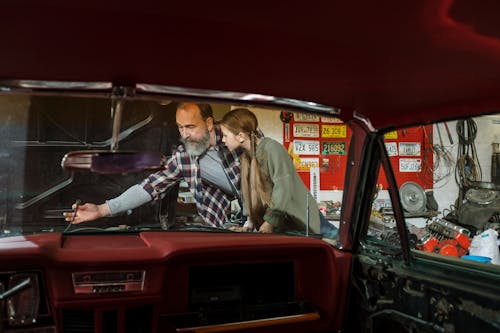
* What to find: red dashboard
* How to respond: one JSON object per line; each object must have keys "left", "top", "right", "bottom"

{"left": 0, "top": 232, "right": 351, "bottom": 333}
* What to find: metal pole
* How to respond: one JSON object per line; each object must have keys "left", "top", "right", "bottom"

{"left": 110, "top": 86, "right": 134, "bottom": 151}
{"left": 110, "top": 97, "right": 123, "bottom": 151}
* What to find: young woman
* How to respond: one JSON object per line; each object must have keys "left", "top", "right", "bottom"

{"left": 220, "top": 108, "right": 338, "bottom": 238}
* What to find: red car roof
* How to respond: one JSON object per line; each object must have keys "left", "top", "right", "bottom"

{"left": 2, "top": 0, "right": 500, "bottom": 128}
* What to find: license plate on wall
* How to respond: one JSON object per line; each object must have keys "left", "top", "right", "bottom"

{"left": 322, "top": 141, "right": 346, "bottom": 155}
{"left": 399, "top": 158, "right": 422, "bottom": 172}
{"left": 399, "top": 142, "right": 421, "bottom": 156}
{"left": 293, "top": 140, "right": 320, "bottom": 154}
{"left": 293, "top": 123, "right": 319, "bottom": 137}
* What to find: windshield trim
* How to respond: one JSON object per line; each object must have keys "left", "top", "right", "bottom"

{"left": 0, "top": 80, "right": 340, "bottom": 115}
{"left": 0, "top": 80, "right": 112, "bottom": 91}
{"left": 136, "top": 83, "right": 340, "bottom": 114}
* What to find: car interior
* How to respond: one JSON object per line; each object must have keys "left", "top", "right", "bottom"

{"left": 0, "top": 1, "right": 500, "bottom": 333}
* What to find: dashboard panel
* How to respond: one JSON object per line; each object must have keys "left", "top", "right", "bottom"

{"left": 0, "top": 232, "right": 351, "bottom": 333}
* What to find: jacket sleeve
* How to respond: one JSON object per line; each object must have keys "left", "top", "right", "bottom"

{"left": 261, "top": 140, "right": 296, "bottom": 228}
{"left": 106, "top": 184, "right": 152, "bottom": 215}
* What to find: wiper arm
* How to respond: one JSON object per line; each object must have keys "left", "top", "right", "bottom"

{"left": 169, "top": 223, "right": 235, "bottom": 233}
{"left": 64, "top": 225, "right": 132, "bottom": 234}
{"left": 132, "top": 224, "right": 166, "bottom": 231}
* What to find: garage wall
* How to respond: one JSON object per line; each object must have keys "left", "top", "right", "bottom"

{"left": 216, "top": 106, "right": 282, "bottom": 143}
{"left": 245, "top": 107, "right": 343, "bottom": 202}
{"left": 226, "top": 107, "right": 500, "bottom": 212}
{"left": 433, "top": 115, "right": 500, "bottom": 211}
{"left": 373, "top": 114, "right": 499, "bottom": 227}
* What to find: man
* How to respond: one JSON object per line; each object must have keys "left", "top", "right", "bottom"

{"left": 63, "top": 102, "right": 241, "bottom": 228}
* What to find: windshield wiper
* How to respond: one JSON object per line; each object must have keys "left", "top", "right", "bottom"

{"left": 164, "top": 223, "right": 235, "bottom": 233}
{"left": 64, "top": 226, "right": 131, "bottom": 234}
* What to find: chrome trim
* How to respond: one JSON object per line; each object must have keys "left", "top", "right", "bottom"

{"left": 0, "top": 80, "right": 112, "bottom": 90}
{"left": 72, "top": 270, "right": 146, "bottom": 294}
{"left": 353, "top": 110, "right": 376, "bottom": 132}
{"left": 136, "top": 83, "right": 340, "bottom": 114}
{"left": 0, "top": 79, "right": 341, "bottom": 114}
{"left": 6, "top": 273, "right": 40, "bottom": 326}
{"left": 0, "top": 276, "right": 32, "bottom": 301}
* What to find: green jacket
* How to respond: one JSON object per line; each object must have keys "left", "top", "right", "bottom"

{"left": 256, "top": 138, "right": 321, "bottom": 234}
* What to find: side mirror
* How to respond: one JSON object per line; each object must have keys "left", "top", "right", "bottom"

{"left": 61, "top": 150, "right": 166, "bottom": 174}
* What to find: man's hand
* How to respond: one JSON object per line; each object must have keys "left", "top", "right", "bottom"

{"left": 229, "top": 221, "right": 254, "bottom": 232}
{"left": 258, "top": 222, "right": 273, "bottom": 233}
{"left": 63, "top": 203, "right": 110, "bottom": 224}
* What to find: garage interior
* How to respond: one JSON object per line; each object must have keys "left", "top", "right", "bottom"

{"left": 246, "top": 109, "right": 500, "bottom": 263}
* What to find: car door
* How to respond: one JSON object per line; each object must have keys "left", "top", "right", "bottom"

{"left": 344, "top": 114, "right": 500, "bottom": 333}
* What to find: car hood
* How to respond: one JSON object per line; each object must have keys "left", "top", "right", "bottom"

{"left": 2, "top": 0, "right": 500, "bottom": 129}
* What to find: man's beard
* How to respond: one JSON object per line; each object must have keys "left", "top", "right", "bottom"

{"left": 181, "top": 131, "right": 211, "bottom": 156}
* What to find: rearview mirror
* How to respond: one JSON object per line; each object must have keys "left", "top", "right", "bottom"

{"left": 61, "top": 150, "right": 166, "bottom": 174}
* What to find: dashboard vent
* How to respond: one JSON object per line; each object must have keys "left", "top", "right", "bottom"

{"left": 61, "top": 305, "right": 153, "bottom": 333}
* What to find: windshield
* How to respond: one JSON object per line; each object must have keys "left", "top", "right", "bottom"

{"left": 0, "top": 90, "right": 346, "bottom": 242}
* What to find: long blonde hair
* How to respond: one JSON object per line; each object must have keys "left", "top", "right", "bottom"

{"left": 221, "top": 108, "right": 271, "bottom": 227}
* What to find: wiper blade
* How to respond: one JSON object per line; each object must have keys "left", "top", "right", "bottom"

{"left": 131, "top": 223, "right": 235, "bottom": 233}
{"left": 131, "top": 224, "right": 166, "bottom": 231}
{"left": 64, "top": 225, "right": 132, "bottom": 234}
{"left": 170, "top": 224, "right": 235, "bottom": 233}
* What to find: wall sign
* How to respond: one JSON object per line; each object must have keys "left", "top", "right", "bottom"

{"left": 293, "top": 140, "right": 320, "bottom": 154}
{"left": 322, "top": 141, "right": 346, "bottom": 155}
{"left": 399, "top": 158, "right": 422, "bottom": 172}
{"left": 294, "top": 113, "right": 320, "bottom": 122}
{"left": 293, "top": 123, "right": 319, "bottom": 138}
{"left": 385, "top": 131, "right": 398, "bottom": 140}
{"left": 295, "top": 157, "right": 319, "bottom": 171}
{"left": 284, "top": 116, "right": 352, "bottom": 190}
{"left": 381, "top": 126, "right": 433, "bottom": 189}
{"left": 321, "top": 124, "right": 347, "bottom": 138}
{"left": 385, "top": 142, "right": 398, "bottom": 156}
{"left": 321, "top": 116, "right": 343, "bottom": 123}
{"left": 285, "top": 119, "right": 433, "bottom": 191}
{"left": 399, "top": 142, "right": 421, "bottom": 156}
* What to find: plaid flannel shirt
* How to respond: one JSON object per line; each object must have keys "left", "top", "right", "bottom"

{"left": 141, "top": 125, "right": 241, "bottom": 228}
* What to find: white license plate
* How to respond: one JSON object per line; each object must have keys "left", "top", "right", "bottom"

{"left": 294, "top": 113, "right": 319, "bottom": 122}
{"left": 293, "top": 140, "right": 320, "bottom": 154}
{"left": 399, "top": 158, "right": 422, "bottom": 172}
{"left": 399, "top": 142, "right": 421, "bottom": 156}
{"left": 293, "top": 123, "right": 319, "bottom": 137}
{"left": 385, "top": 142, "right": 398, "bottom": 156}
